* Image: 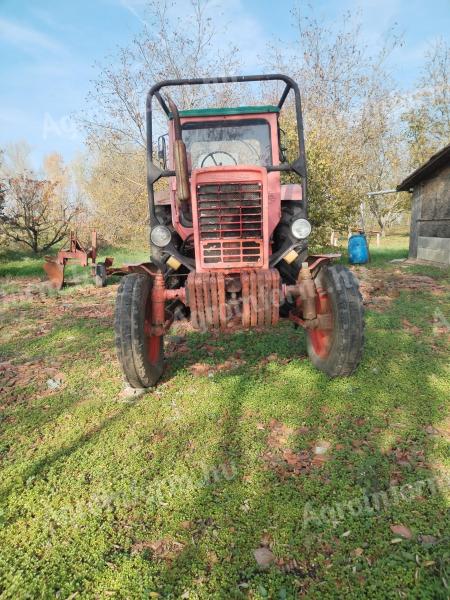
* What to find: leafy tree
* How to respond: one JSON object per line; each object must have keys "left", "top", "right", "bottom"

{"left": 79, "top": 147, "right": 148, "bottom": 245}
{"left": 273, "top": 10, "right": 406, "bottom": 242}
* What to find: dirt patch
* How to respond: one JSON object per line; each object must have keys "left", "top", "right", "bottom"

{"left": 71, "top": 302, "right": 115, "bottom": 320}
{"left": 188, "top": 355, "right": 246, "bottom": 377}
{"left": 0, "top": 359, "right": 64, "bottom": 405}
{"left": 261, "top": 419, "right": 331, "bottom": 477}
{"left": 354, "top": 267, "right": 447, "bottom": 311}
{"left": 131, "top": 537, "right": 184, "bottom": 561}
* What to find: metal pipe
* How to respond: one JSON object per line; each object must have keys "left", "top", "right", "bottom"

{"left": 166, "top": 96, "right": 191, "bottom": 208}
{"left": 366, "top": 189, "right": 397, "bottom": 196}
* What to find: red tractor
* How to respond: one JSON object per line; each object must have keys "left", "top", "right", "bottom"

{"left": 114, "top": 74, "right": 364, "bottom": 388}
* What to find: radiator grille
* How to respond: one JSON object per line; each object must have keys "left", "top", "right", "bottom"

{"left": 196, "top": 182, "right": 263, "bottom": 267}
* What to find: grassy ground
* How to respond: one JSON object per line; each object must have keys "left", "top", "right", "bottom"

{"left": 0, "top": 236, "right": 449, "bottom": 599}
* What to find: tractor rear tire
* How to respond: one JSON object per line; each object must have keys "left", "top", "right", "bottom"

{"left": 114, "top": 273, "right": 164, "bottom": 388}
{"left": 307, "top": 264, "right": 364, "bottom": 377}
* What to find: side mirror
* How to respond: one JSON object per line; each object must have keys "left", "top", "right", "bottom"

{"left": 157, "top": 134, "right": 168, "bottom": 169}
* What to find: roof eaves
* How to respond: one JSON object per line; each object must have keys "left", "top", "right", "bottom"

{"left": 397, "top": 143, "right": 450, "bottom": 192}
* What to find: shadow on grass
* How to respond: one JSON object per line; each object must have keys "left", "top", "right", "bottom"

{"left": 85, "top": 297, "right": 447, "bottom": 596}
{"left": 1, "top": 282, "right": 448, "bottom": 597}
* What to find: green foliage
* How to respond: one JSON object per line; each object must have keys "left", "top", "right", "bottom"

{"left": 281, "top": 112, "right": 360, "bottom": 246}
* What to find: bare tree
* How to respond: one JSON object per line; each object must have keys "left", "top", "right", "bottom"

{"left": 81, "top": 0, "right": 242, "bottom": 155}
{"left": 0, "top": 175, "right": 81, "bottom": 253}
{"left": 403, "top": 38, "right": 450, "bottom": 168}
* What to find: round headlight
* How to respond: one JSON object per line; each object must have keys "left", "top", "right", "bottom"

{"left": 291, "top": 218, "right": 311, "bottom": 240}
{"left": 151, "top": 225, "right": 172, "bottom": 248}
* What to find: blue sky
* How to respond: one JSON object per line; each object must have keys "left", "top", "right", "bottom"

{"left": 0, "top": 0, "right": 449, "bottom": 168}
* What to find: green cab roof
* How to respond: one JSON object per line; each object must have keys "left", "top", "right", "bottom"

{"left": 171, "top": 105, "right": 280, "bottom": 118}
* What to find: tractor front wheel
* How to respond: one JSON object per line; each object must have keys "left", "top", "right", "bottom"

{"left": 307, "top": 264, "right": 364, "bottom": 377}
{"left": 114, "top": 273, "right": 164, "bottom": 388}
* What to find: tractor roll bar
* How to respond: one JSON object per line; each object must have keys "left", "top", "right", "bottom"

{"left": 145, "top": 74, "right": 308, "bottom": 258}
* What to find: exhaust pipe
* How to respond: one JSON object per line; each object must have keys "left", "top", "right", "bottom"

{"left": 167, "top": 96, "right": 191, "bottom": 218}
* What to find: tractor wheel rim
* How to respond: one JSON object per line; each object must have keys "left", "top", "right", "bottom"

{"left": 145, "top": 295, "right": 162, "bottom": 365}
{"left": 309, "top": 288, "right": 333, "bottom": 359}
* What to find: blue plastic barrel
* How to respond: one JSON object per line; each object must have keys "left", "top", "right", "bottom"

{"left": 348, "top": 232, "right": 369, "bottom": 264}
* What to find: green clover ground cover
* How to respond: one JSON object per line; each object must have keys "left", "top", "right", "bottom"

{"left": 0, "top": 238, "right": 449, "bottom": 599}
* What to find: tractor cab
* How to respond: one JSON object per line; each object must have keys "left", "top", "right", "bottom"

{"left": 113, "top": 75, "right": 364, "bottom": 389}
{"left": 155, "top": 100, "right": 305, "bottom": 271}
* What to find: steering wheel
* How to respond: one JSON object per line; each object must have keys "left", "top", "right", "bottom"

{"left": 201, "top": 151, "right": 238, "bottom": 167}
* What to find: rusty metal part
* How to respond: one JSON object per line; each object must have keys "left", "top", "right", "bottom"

{"left": 289, "top": 311, "right": 333, "bottom": 330}
{"left": 167, "top": 96, "right": 191, "bottom": 206}
{"left": 186, "top": 269, "right": 279, "bottom": 331}
{"left": 164, "top": 288, "right": 186, "bottom": 302}
{"left": 151, "top": 272, "right": 166, "bottom": 336}
{"left": 308, "top": 254, "right": 341, "bottom": 272}
{"left": 297, "top": 262, "right": 317, "bottom": 320}
{"left": 43, "top": 231, "right": 98, "bottom": 289}
{"left": 286, "top": 263, "right": 334, "bottom": 332}
{"left": 114, "top": 263, "right": 157, "bottom": 278}
{"left": 43, "top": 258, "right": 65, "bottom": 290}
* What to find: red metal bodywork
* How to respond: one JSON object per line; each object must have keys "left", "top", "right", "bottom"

{"left": 191, "top": 165, "right": 270, "bottom": 272}
{"left": 141, "top": 110, "right": 337, "bottom": 336}
{"left": 167, "top": 112, "right": 283, "bottom": 242}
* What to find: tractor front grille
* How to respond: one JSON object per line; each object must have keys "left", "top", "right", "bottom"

{"left": 196, "top": 182, "right": 264, "bottom": 268}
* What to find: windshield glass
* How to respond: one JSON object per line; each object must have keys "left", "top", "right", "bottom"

{"left": 182, "top": 119, "right": 272, "bottom": 168}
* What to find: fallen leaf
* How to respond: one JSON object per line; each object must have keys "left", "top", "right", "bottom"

{"left": 311, "top": 454, "right": 330, "bottom": 467}
{"left": 253, "top": 547, "right": 275, "bottom": 568}
{"left": 296, "top": 426, "right": 310, "bottom": 435}
{"left": 132, "top": 538, "right": 184, "bottom": 560}
{"left": 390, "top": 524, "right": 412, "bottom": 539}
{"left": 418, "top": 534, "right": 438, "bottom": 545}
{"left": 189, "top": 362, "right": 212, "bottom": 376}
{"left": 425, "top": 425, "right": 440, "bottom": 436}
{"left": 267, "top": 420, "right": 294, "bottom": 448}
{"left": 353, "top": 547, "right": 364, "bottom": 557}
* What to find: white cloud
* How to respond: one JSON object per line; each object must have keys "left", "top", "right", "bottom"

{"left": 0, "top": 16, "right": 63, "bottom": 53}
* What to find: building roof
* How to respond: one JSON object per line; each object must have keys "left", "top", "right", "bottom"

{"left": 171, "top": 105, "right": 280, "bottom": 119}
{"left": 397, "top": 143, "right": 450, "bottom": 192}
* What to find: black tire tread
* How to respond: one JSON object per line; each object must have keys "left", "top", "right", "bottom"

{"left": 114, "top": 274, "right": 164, "bottom": 388}
{"left": 307, "top": 264, "right": 365, "bottom": 377}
